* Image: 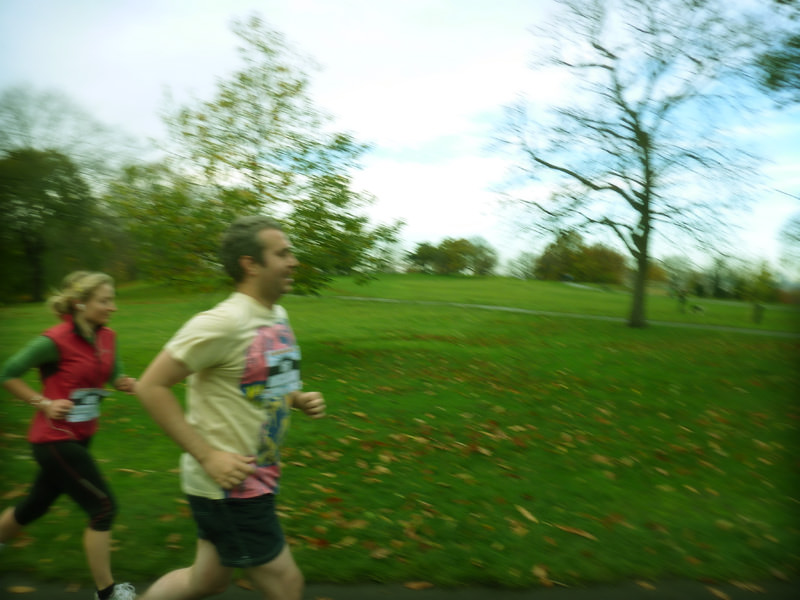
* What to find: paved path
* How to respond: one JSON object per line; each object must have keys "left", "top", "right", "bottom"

{"left": 1, "top": 574, "right": 797, "bottom": 599}
{"left": 334, "top": 296, "right": 800, "bottom": 339}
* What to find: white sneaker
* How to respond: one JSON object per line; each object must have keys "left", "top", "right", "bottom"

{"left": 95, "top": 582, "right": 137, "bottom": 600}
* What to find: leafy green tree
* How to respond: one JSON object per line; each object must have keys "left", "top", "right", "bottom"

{"left": 578, "top": 244, "right": 627, "bottom": 284}
{"left": 406, "top": 242, "right": 440, "bottom": 273}
{"left": 535, "top": 230, "right": 583, "bottom": 281}
{"left": 155, "top": 16, "right": 398, "bottom": 291}
{"left": 508, "top": 251, "right": 539, "bottom": 280}
{"left": 0, "top": 149, "right": 99, "bottom": 301}
{"left": 660, "top": 255, "right": 696, "bottom": 294}
{"left": 754, "top": 0, "right": 800, "bottom": 103}
{"left": 285, "top": 133, "right": 402, "bottom": 292}
{"left": 434, "top": 238, "right": 474, "bottom": 275}
{"left": 466, "top": 237, "right": 499, "bottom": 276}
{"left": 106, "top": 163, "right": 258, "bottom": 283}
{"left": 757, "top": 33, "right": 800, "bottom": 102}
{"left": 497, "top": 0, "right": 766, "bottom": 327}
{"left": 707, "top": 257, "right": 737, "bottom": 299}
{"left": 747, "top": 263, "right": 780, "bottom": 303}
{"left": 729, "top": 261, "right": 780, "bottom": 303}
{"left": 164, "top": 17, "right": 319, "bottom": 204}
{"left": 777, "top": 211, "right": 800, "bottom": 279}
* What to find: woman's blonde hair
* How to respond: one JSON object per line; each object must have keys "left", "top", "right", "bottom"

{"left": 48, "top": 271, "right": 114, "bottom": 317}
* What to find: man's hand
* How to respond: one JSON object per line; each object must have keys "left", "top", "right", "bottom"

{"left": 114, "top": 376, "right": 137, "bottom": 394}
{"left": 292, "top": 391, "right": 326, "bottom": 419}
{"left": 200, "top": 450, "right": 257, "bottom": 490}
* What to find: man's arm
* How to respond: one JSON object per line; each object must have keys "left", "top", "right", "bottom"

{"left": 136, "top": 350, "right": 255, "bottom": 489}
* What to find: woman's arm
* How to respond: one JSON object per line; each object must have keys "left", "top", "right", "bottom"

{"left": 0, "top": 336, "right": 73, "bottom": 419}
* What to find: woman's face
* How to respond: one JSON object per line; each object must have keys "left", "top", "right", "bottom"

{"left": 80, "top": 283, "right": 117, "bottom": 327}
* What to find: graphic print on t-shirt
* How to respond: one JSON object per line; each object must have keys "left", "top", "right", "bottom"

{"left": 235, "top": 321, "right": 301, "bottom": 497}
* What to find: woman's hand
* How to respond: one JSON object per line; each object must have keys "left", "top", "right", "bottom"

{"left": 42, "top": 398, "right": 74, "bottom": 420}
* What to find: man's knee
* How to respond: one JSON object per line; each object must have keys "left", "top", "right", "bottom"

{"left": 192, "top": 571, "right": 229, "bottom": 597}
{"left": 264, "top": 567, "right": 303, "bottom": 600}
{"left": 280, "top": 564, "right": 304, "bottom": 600}
{"left": 248, "top": 548, "right": 303, "bottom": 600}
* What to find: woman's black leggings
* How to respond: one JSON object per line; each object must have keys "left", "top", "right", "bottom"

{"left": 14, "top": 439, "right": 117, "bottom": 531}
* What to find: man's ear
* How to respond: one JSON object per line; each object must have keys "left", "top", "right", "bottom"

{"left": 239, "top": 255, "right": 258, "bottom": 277}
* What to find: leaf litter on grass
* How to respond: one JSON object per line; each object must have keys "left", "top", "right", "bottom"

{"left": 2, "top": 289, "right": 797, "bottom": 586}
{"left": 280, "top": 314, "right": 799, "bottom": 587}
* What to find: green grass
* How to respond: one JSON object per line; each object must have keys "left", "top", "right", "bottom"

{"left": 325, "top": 273, "right": 800, "bottom": 333}
{"left": 0, "top": 276, "right": 798, "bottom": 588}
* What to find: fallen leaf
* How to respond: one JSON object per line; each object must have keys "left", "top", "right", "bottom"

{"left": 769, "top": 567, "right": 789, "bottom": 581}
{"left": 707, "top": 587, "right": 731, "bottom": 600}
{"left": 591, "top": 454, "right": 614, "bottom": 465}
{"left": 515, "top": 505, "right": 539, "bottom": 523}
{"left": 508, "top": 519, "right": 528, "bottom": 537}
{"left": 552, "top": 524, "right": 598, "bottom": 541}
{"left": 369, "top": 547, "right": 392, "bottom": 559}
{"left": 235, "top": 578, "right": 254, "bottom": 590}
{"left": 531, "top": 564, "right": 553, "bottom": 586}
{"left": 731, "top": 581, "right": 765, "bottom": 593}
{"left": 7, "top": 586, "right": 36, "bottom": 594}
{"left": 343, "top": 519, "right": 369, "bottom": 529}
{"left": 404, "top": 581, "right": 434, "bottom": 590}
{"left": 2, "top": 487, "right": 27, "bottom": 500}
{"left": 11, "top": 537, "right": 33, "bottom": 549}
{"left": 635, "top": 581, "right": 656, "bottom": 590}
{"left": 311, "top": 483, "right": 336, "bottom": 494}
{"left": 335, "top": 536, "right": 358, "bottom": 547}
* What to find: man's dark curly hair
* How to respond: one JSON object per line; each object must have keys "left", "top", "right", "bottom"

{"left": 219, "top": 216, "right": 284, "bottom": 282}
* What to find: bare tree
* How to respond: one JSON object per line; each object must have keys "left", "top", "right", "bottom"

{"left": 0, "top": 85, "right": 142, "bottom": 188}
{"left": 496, "top": 0, "right": 774, "bottom": 327}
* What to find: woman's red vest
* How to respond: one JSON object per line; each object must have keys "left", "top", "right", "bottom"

{"left": 28, "top": 317, "right": 116, "bottom": 443}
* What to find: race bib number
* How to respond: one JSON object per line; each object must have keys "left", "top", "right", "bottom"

{"left": 266, "top": 347, "right": 301, "bottom": 398}
{"left": 66, "top": 388, "right": 109, "bottom": 422}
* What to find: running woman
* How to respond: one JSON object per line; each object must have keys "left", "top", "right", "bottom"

{"left": 0, "top": 271, "right": 137, "bottom": 600}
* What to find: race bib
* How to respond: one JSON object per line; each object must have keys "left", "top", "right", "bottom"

{"left": 66, "top": 388, "right": 109, "bottom": 422}
{"left": 265, "top": 347, "right": 301, "bottom": 398}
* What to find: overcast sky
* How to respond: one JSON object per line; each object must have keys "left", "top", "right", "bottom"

{"left": 1, "top": 0, "right": 798, "bottom": 274}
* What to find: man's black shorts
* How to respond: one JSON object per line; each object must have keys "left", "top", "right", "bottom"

{"left": 187, "top": 494, "right": 286, "bottom": 568}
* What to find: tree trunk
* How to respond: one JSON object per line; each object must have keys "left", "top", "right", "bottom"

{"left": 23, "top": 236, "right": 46, "bottom": 302}
{"left": 628, "top": 251, "right": 648, "bottom": 328}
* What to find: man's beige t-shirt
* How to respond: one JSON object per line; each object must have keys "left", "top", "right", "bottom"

{"left": 165, "top": 292, "right": 301, "bottom": 500}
